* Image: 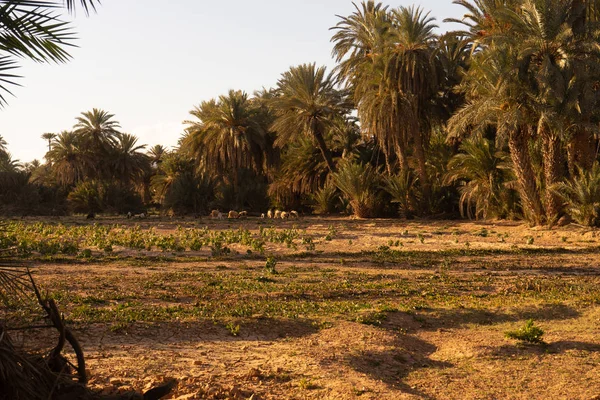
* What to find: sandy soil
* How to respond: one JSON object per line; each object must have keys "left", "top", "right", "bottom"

{"left": 9, "top": 217, "right": 600, "bottom": 399}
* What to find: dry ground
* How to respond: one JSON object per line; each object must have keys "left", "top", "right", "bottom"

{"left": 7, "top": 216, "right": 600, "bottom": 399}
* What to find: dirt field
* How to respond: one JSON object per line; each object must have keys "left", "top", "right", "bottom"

{"left": 7, "top": 216, "right": 600, "bottom": 399}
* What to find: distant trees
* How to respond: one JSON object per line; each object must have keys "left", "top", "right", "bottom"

{"left": 2, "top": 0, "right": 600, "bottom": 226}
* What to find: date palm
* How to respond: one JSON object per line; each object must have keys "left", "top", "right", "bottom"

{"left": 270, "top": 63, "right": 349, "bottom": 173}
{"left": 148, "top": 144, "right": 167, "bottom": 167}
{"left": 46, "top": 130, "right": 88, "bottom": 186}
{"left": 41, "top": 132, "right": 56, "bottom": 154}
{"left": 110, "top": 133, "right": 149, "bottom": 185}
{"left": 184, "top": 90, "right": 268, "bottom": 176}
{"left": 0, "top": 134, "right": 6, "bottom": 153}
{"left": 73, "top": 108, "right": 120, "bottom": 153}
{"left": 445, "top": 136, "right": 514, "bottom": 219}
{"left": 450, "top": 0, "right": 600, "bottom": 225}
{"left": 331, "top": 3, "right": 440, "bottom": 193}
{"left": 0, "top": 0, "right": 99, "bottom": 105}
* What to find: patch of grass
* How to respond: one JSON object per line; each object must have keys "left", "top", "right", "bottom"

{"left": 356, "top": 311, "right": 387, "bottom": 326}
{"left": 225, "top": 321, "right": 240, "bottom": 336}
{"left": 265, "top": 256, "right": 278, "bottom": 274}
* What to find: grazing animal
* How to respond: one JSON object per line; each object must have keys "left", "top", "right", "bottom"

{"left": 228, "top": 210, "right": 239, "bottom": 219}
{"left": 267, "top": 210, "right": 273, "bottom": 219}
{"left": 126, "top": 211, "right": 132, "bottom": 219}
{"left": 261, "top": 213, "right": 265, "bottom": 219}
{"left": 134, "top": 213, "right": 146, "bottom": 219}
{"left": 210, "top": 209, "right": 223, "bottom": 219}
{"left": 238, "top": 211, "right": 248, "bottom": 218}
{"left": 280, "top": 211, "right": 288, "bottom": 219}
{"left": 86, "top": 212, "right": 95, "bottom": 220}
{"left": 290, "top": 210, "right": 299, "bottom": 219}
{"left": 274, "top": 210, "right": 282, "bottom": 219}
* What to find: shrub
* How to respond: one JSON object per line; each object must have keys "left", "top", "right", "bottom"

{"left": 554, "top": 163, "right": 600, "bottom": 226}
{"left": 311, "top": 184, "right": 339, "bottom": 215}
{"left": 67, "top": 181, "right": 102, "bottom": 213}
{"left": 383, "top": 170, "right": 420, "bottom": 218}
{"left": 505, "top": 319, "right": 545, "bottom": 344}
{"left": 332, "top": 161, "right": 380, "bottom": 218}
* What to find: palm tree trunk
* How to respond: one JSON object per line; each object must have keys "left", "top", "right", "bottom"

{"left": 508, "top": 128, "right": 544, "bottom": 225}
{"left": 313, "top": 129, "right": 336, "bottom": 173}
{"left": 541, "top": 128, "right": 564, "bottom": 225}
{"left": 412, "top": 127, "right": 430, "bottom": 199}
{"left": 394, "top": 113, "right": 409, "bottom": 172}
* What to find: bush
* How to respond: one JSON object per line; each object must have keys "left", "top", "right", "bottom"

{"left": 383, "top": 170, "right": 420, "bottom": 219}
{"left": 67, "top": 181, "right": 102, "bottom": 213}
{"left": 505, "top": 319, "right": 545, "bottom": 344}
{"left": 332, "top": 161, "right": 381, "bottom": 218}
{"left": 555, "top": 163, "right": 600, "bottom": 226}
{"left": 311, "top": 184, "right": 339, "bottom": 215}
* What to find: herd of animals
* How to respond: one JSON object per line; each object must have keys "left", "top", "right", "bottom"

{"left": 209, "top": 209, "right": 299, "bottom": 220}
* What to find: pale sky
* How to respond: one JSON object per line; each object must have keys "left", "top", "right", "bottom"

{"left": 0, "top": 0, "right": 464, "bottom": 163}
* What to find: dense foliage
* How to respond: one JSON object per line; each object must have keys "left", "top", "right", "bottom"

{"left": 3, "top": 0, "right": 600, "bottom": 226}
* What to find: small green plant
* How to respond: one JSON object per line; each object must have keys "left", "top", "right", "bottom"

{"left": 561, "top": 236, "right": 568, "bottom": 243}
{"left": 477, "top": 228, "right": 489, "bottom": 237}
{"left": 225, "top": 322, "right": 240, "bottom": 336}
{"left": 356, "top": 311, "right": 387, "bottom": 326}
{"left": 505, "top": 319, "right": 545, "bottom": 344}
{"left": 297, "top": 377, "right": 316, "bottom": 390}
{"left": 525, "top": 236, "right": 534, "bottom": 245}
{"left": 265, "top": 255, "right": 278, "bottom": 274}
{"left": 417, "top": 233, "right": 425, "bottom": 244}
{"left": 78, "top": 248, "right": 93, "bottom": 259}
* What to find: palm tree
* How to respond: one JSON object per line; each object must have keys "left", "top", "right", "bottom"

{"left": 331, "top": 3, "right": 441, "bottom": 194}
{"left": 41, "top": 132, "right": 56, "bottom": 154}
{"left": 445, "top": 136, "right": 514, "bottom": 219}
{"left": 270, "top": 63, "right": 349, "bottom": 173}
{"left": 148, "top": 144, "right": 167, "bottom": 167}
{"left": 332, "top": 2, "right": 405, "bottom": 173}
{"left": 0, "top": 0, "right": 100, "bottom": 105}
{"left": 0, "top": 151, "right": 20, "bottom": 173}
{"left": 73, "top": 108, "right": 120, "bottom": 152}
{"left": 0, "top": 135, "right": 7, "bottom": 154}
{"left": 46, "top": 130, "right": 88, "bottom": 186}
{"left": 184, "top": 90, "right": 268, "bottom": 176}
{"left": 555, "top": 163, "right": 600, "bottom": 226}
{"left": 109, "top": 133, "right": 149, "bottom": 185}
{"left": 451, "top": 0, "right": 600, "bottom": 225}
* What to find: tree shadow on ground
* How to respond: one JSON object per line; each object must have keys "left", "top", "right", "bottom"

{"left": 343, "top": 303, "right": 582, "bottom": 397}
{"left": 396, "top": 303, "right": 581, "bottom": 332}
{"left": 481, "top": 340, "right": 600, "bottom": 358}
{"left": 47, "top": 318, "right": 321, "bottom": 351}
{"left": 344, "top": 329, "right": 452, "bottom": 399}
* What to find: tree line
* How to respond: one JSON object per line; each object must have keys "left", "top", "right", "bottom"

{"left": 2, "top": 0, "right": 600, "bottom": 226}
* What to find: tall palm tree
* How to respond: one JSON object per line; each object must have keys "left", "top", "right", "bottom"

{"left": 46, "top": 130, "right": 88, "bottom": 186}
{"left": 109, "top": 133, "right": 149, "bottom": 185}
{"left": 331, "top": 3, "right": 441, "bottom": 194}
{"left": 184, "top": 90, "right": 268, "bottom": 175}
{"left": 73, "top": 108, "right": 120, "bottom": 153}
{"left": 270, "top": 63, "right": 349, "bottom": 173}
{"left": 450, "top": 0, "right": 600, "bottom": 225}
{"left": 332, "top": 2, "right": 404, "bottom": 173}
{"left": 148, "top": 144, "right": 167, "bottom": 167}
{"left": 41, "top": 132, "right": 56, "bottom": 154}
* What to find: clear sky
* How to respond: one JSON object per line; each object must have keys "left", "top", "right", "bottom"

{"left": 0, "top": 0, "right": 465, "bottom": 163}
